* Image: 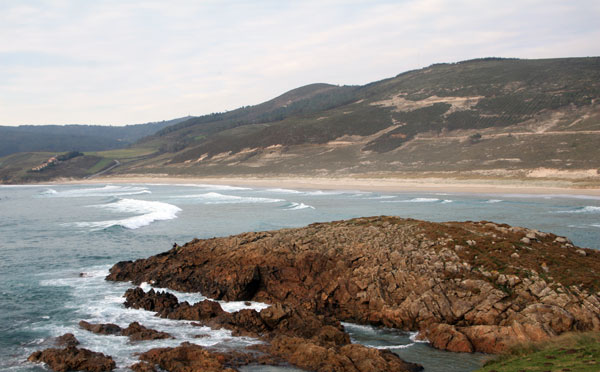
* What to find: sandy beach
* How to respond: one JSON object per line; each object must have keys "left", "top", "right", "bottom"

{"left": 53, "top": 174, "right": 600, "bottom": 196}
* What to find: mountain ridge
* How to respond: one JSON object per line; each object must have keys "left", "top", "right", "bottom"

{"left": 2, "top": 57, "right": 600, "bottom": 184}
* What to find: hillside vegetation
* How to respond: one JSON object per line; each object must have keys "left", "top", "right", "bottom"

{"left": 476, "top": 331, "right": 600, "bottom": 372}
{"left": 0, "top": 117, "right": 192, "bottom": 157}
{"left": 2, "top": 57, "right": 600, "bottom": 184}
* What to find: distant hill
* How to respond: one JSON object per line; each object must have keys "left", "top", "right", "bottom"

{"left": 2, "top": 57, "right": 600, "bottom": 184}
{"left": 0, "top": 117, "right": 193, "bottom": 157}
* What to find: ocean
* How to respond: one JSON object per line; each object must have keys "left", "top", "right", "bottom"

{"left": 1, "top": 183, "right": 599, "bottom": 372}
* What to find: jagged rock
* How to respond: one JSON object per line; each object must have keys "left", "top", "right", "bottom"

{"left": 130, "top": 361, "right": 156, "bottom": 372}
{"left": 267, "top": 335, "right": 423, "bottom": 372}
{"left": 79, "top": 321, "right": 121, "bottom": 335}
{"left": 79, "top": 319, "right": 172, "bottom": 341}
{"left": 124, "top": 287, "right": 226, "bottom": 321}
{"left": 122, "top": 322, "right": 172, "bottom": 341}
{"left": 138, "top": 343, "right": 238, "bottom": 372}
{"left": 421, "top": 323, "right": 473, "bottom": 353}
{"left": 28, "top": 346, "right": 115, "bottom": 372}
{"left": 55, "top": 333, "right": 79, "bottom": 347}
{"left": 107, "top": 216, "right": 600, "bottom": 353}
{"left": 123, "top": 288, "right": 349, "bottom": 345}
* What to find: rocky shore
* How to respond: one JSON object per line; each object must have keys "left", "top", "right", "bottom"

{"left": 29, "top": 216, "right": 600, "bottom": 371}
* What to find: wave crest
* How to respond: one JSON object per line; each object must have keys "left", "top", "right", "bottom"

{"left": 71, "top": 198, "right": 181, "bottom": 230}
{"left": 40, "top": 185, "right": 151, "bottom": 197}
{"left": 176, "top": 192, "right": 283, "bottom": 204}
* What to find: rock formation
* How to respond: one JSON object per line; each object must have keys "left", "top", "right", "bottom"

{"left": 107, "top": 216, "right": 600, "bottom": 354}
{"left": 27, "top": 346, "right": 116, "bottom": 372}
{"left": 122, "top": 287, "right": 421, "bottom": 371}
{"left": 55, "top": 333, "right": 80, "bottom": 348}
{"left": 79, "top": 320, "right": 172, "bottom": 341}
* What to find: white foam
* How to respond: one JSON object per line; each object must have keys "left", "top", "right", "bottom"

{"left": 372, "top": 343, "right": 415, "bottom": 350}
{"left": 285, "top": 202, "right": 315, "bottom": 211}
{"left": 176, "top": 192, "right": 283, "bottom": 204}
{"left": 495, "top": 193, "right": 600, "bottom": 201}
{"left": 41, "top": 185, "right": 151, "bottom": 197}
{"left": 190, "top": 184, "right": 252, "bottom": 191}
{"left": 441, "top": 200, "right": 453, "bottom": 204}
{"left": 485, "top": 199, "right": 503, "bottom": 203}
{"left": 264, "top": 188, "right": 303, "bottom": 194}
{"left": 365, "top": 195, "right": 397, "bottom": 200}
{"left": 128, "top": 183, "right": 252, "bottom": 191}
{"left": 139, "top": 282, "right": 270, "bottom": 313}
{"left": 70, "top": 198, "right": 181, "bottom": 230}
{"left": 342, "top": 322, "right": 379, "bottom": 334}
{"left": 305, "top": 190, "right": 344, "bottom": 196}
{"left": 34, "top": 265, "right": 262, "bottom": 369}
{"left": 409, "top": 331, "right": 429, "bottom": 343}
{"left": 556, "top": 206, "right": 600, "bottom": 214}
{"left": 382, "top": 197, "right": 440, "bottom": 203}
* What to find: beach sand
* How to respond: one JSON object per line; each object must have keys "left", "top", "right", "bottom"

{"left": 53, "top": 174, "right": 600, "bottom": 196}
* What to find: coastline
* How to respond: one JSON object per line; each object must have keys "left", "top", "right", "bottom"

{"left": 49, "top": 174, "right": 600, "bottom": 196}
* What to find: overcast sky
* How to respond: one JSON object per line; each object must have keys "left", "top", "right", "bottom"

{"left": 1, "top": 0, "right": 599, "bottom": 126}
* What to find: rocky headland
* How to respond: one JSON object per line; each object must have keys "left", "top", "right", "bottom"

{"left": 28, "top": 216, "right": 600, "bottom": 371}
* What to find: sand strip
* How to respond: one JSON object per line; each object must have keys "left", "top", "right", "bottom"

{"left": 51, "top": 175, "right": 600, "bottom": 196}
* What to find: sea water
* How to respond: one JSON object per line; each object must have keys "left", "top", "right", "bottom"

{"left": 1, "top": 183, "right": 600, "bottom": 372}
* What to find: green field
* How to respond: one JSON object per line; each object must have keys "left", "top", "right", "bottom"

{"left": 88, "top": 147, "right": 157, "bottom": 160}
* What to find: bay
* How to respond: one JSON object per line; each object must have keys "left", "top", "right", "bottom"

{"left": 1, "top": 183, "right": 599, "bottom": 371}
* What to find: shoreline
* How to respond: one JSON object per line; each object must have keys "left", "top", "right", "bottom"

{"left": 47, "top": 174, "right": 600, "bottom": 196}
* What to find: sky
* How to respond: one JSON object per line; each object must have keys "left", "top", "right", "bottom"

{"left": 1, "top": 0, "right": 599, "bottom": 126}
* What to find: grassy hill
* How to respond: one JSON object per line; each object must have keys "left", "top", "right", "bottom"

{"left": 2, "top": 57, "right": 600, "bottom": 184}
{"left": 0, "top": 117, "right": 192, "bottom": 158}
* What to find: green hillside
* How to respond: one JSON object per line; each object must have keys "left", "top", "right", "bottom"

{"left": 0, "top": 117, "right": 192, "bottom": 158}
{"left": 2, "top": 57, "right": 600, "bottom": 184}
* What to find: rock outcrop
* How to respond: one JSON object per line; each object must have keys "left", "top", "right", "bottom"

{"left": 27, "top": 346, "right": 116, "bottom": 372}
{"left": 138, "top": 343, "right": 237, "bottom": 372}
{"left": 107, "top": 216, "right": 600, "bottom": 354}
{"left": 55, "top": 333, "right": 80, "bottom": 348}
{"left": 79, "top": 320, "right": 172, "bottom": 341}
{"left": 122, "top": 287, "right": 421, "bottom": 371}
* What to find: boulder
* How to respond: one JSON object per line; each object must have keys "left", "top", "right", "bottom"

{"left": 122, "top": 322, "right": 172, "bottom": 341}
{"left": 78, "top": 320, "right": 121, "bottom": 335}
{"left": 28, "top": 346, "right": 115, "bottom": 372}
{"left": 55, "top": 333, "right": 79, "bottom": 347}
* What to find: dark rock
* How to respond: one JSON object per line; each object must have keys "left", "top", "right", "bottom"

{"left": 79, "top": 320, "right": 122, "bottom": 335}
{"left": 129, "top": 361, "right": 157, "bottom": 372}
{"left": 268, "top": 335, "right": 423, "bottom": 372}
{"left": 122, "top": 322, "right": 172, "bottom": 341}
{"left": 138, "top": 343, "right": 237, "bottom": 372}
{"left": 55, "top": 333, "right": 79, "bottom": 347}
{"left": 27, "top": 346, "right": 116, "bottom": 372}
{"left": 79, "top": 319, "right": 172, "bottom": 342}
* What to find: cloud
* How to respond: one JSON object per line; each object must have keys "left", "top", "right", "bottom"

{"left": 0, "top": 0, "right": 598, "bottom": 125}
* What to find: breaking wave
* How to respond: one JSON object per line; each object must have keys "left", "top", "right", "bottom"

{"left": 382, "top": 197, "right": 446, "bottom": 203}
{"left": 176, "top": 192, "right": 283, "bottom": 204}
{"left": 283, "top": 202, "right": 315, "bottom": 211}
{"left": 40, "top": 185, "right": 151, "bottom": 197}
{"left": 71, "top": 198, "right": 181, "bottom": 230}
{"left": 556, "top": 206, "right": 600, "bottom": 214}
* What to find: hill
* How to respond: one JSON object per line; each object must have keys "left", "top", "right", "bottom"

{"left": 2, "top": 57, "right": 600, "bottom": 184}
{"left": 0, "top": 117, "right": 192, "bottom": 158}
{"left": 119, "top": 57, "right": 600, "bottom": 182}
